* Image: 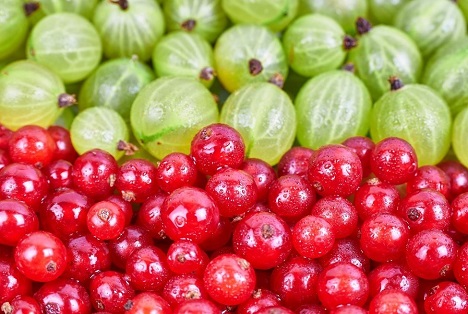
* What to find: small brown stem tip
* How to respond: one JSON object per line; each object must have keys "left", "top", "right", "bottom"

{"left": 388, "top": 76, "right": 404, "bottom": 91}
{"left": 117, "top": 140, "right": 139, "bottom": 156}
{"left": 57, "top": 93, "right": 76, "bottom": 108}
{"left": 356, "top": 17, "right": 372, "bottom": 35}
{"left": 23, "top": 2, "right": 40, "bottom": 16}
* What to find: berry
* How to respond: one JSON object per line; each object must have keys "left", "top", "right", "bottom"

{"left": 203, "top": 253, "right": 256, "bottom": 306}
{"left": 0, "top": 295, "right": 41, "bottom": 314}
{"left": 406, "top": 165, "right": 451, "bottom": 199}
{"left": 87, "top": 200, "right": 126, "bottom": 240}
{"left": 135, "top": 192, "right": 166, "bottom": 240}
{"left": 451, "top": 192, "right": 468, "bottom": 234}
{"left": 163, "top": 274, "right": 208, "bottom": 308}
{"left": 125, "top": 292, "right": 171, "bottom": 314}
{"left": 0, "top": 200, "right": 39, "bottom": 246}
{"left": 240, "top": 158, "right": 277, "bottom": 203}
{"left": 47, "top": 125, "right": 78, "bottom": 163}
{"left": 368, "top": 262, "right": 419, "bottom": 298}
{"left": 368, "top": 290, "right": 418, "bottom": 314}
{"left": 342, "top": 136, "right": 375, "bottom": 178}
{"left": 308, "top": 144, "right": 363, "bottom": 197}
{"left": 166, "top": 240, "right": 209, "bottom": 276}
{"left": 237, "top": 289, "right": 282, "bottom": 314}
{"left": 89, "top": 270, "right": 135, "bottom": 313}
{"left": 190, "top": 123, "right": 245, "bottom": 176}
{"left": 319, "top": 238, "right": 371, "bottom": 273}
{"left": 423, "top": 281, "right": 468, "bottom": 314}
{"left": 292, "top": 215, "right": 335, "bottom": 259}
{"left": 438, "top": 160, "right": 468, "bottom": 200}
{"left": 277, "top": 146, "right": 314, "bottom": 179}
{"left": 155, "top": 152, "right": 198, "bottom": 193}
{"left": 14, "top": 231, "right": 68, "bottom": 282}
{"left": 173, "top": 299, "right": 220, "bottom": 314}
{"left": 43, "top": 159, "right": 74, "bottom": 191}
{"left": 115, "top": 158, "right": 159, "bottom": 203}
{"left": 0, "top": 256, "right": 32, "bottom": 303}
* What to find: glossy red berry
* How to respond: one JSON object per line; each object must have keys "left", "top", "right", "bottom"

{"left": 47, "top": 125, "right": 78, "bottom": 163}
{"left": 406, "top": 165, "right": 451, "bottom": 199}
{"left": 451, "top": 193, "right": 468, "bottom": 234}
{"left": 14, "top": 231, "right": 68, "bottom": 282}
{"left": 71, "top": 149, "right": 118, "bottom": 200}
{"left": 89, "top": 270, "right": 135, "bottom": 313}
{"left": 406, "top": 229, "right": 457, "bottom": 280}
{"left": 167, "top": 240, "right": 209, "bottom": 276}
{"left": 203, "top": 253, "right": 256, "bottom": 306}
{"left": 0, "top": 149, "right": 10, "bottom": 171}
{"left": 360, "top": 213, "right": 409, "bottom": 262}
{"left": 319, "top": 238, "right": 371, "bottom": 273}
{"left": 34, "top": 278, "right": 92, "bottom": 314}
{"left": 233, "top": 212, "right": 292, "bottom": 270}
{"left": 125, "top": 245, "right": 172, "bottom": 291}
{"left": 0, "top": 163, "right": 48, "bottom": 210}
{"left": 0, "top": 124, "right": 13, "bottom": 150}
{"left": 108, "top": 225, "right": 154, "bottom": 270}
{"left": 268, "top": 175, "right": 316, "bottom": 222}
{"left": 162, "top": 186, "right": 220, "bottom": 244}
{"left": 240, "top": 158, "right": 277, "bottom": 203}
{"left": 370, "top": 137, "right": 418, "bottom": 185}
{"left": 368, "top": 290, "right": 418, "bottom": 314}
{"left": 308, "top": 144, "right": 363, "bottom": 197}
{"left": 452, "top": 242, "right": 468, "bottom": 287}
{"left": 295, "top": 304, "right": 327, "bottom": 314}
{"left": 173, "top": 299, "right": 220, "bottom": 314}
{"left": 368, "top": 262, "right": 419, "bottom": 298}
{"left": 0, "top": 199, "right": 39, "bottom": 246}
{"left": 135, "top": 192, "right": 166, "bottom": 240}
{"left": 311, "top": 196, "right": 359, "bottom": 239}
{"left": 43, "top": 159, "right": 73, "bottom": 191}
{"left": 115, "top": 158, "right": 159, "bottom": 203}
{"left": 317, "top": 262, "right": 369, "bottom": 310}
{"left": 256, "top": 306, "right": 295, "bottom": 314}
{"left": 1, "top": 295, "right": 41, "bottom": 314}
{"left": 8, "top": 125, "right": 56, "bottom": 169}
{"left": 63, "top": 234, "right": 111, "bottom": 285}
{"left": 0, "top": 256, "right": 32, "bottom": 303}
{"left": 206, "top": 168, "right": 258, "bottom": 217}
{"left": 190, "top": 123, "right": 245, "bottom": 176}
{"left": 237, "top": 289, "right": 281, "bottom": 314}
{"left": 125, "top": 292, "right": 171, "bottom": 314}
{"left": 277, "top": 146, "right": 314, "bottom": 179}
{"left": 87, "top": 200, "right": 126, "bottom": 240}
{"left": 292, "top": 215, "right": 335, "bottom": 259}
{"left": 163, "top": 274, "right": 208, "bottom": 308}
{"left": 398, "top": 189, "right": 451, "bottom": 233}
{"left": 353, "top": 177, "right": 400, "bottom": 221}
{"left": 270, "top": 255, "right": 322, "bottom": 308}
{"left": 106, "top": 194, "right": 133, "bottom": 226}
{"left": 199, "top": 216, "right": 233, "bottom": 252}
{"left": 438, "top": 160, "right": 468, "bottom": 200}
{"left": 342, "top": 136, "right": 375, "bottom": 178}
{"left": 156, "top": 152, "right": 198, "bottom": 193}
{"left": 40, "top": 188, "right": 91, "bottom": 241}
{"left": 423, "top": 281, "right": 468, "bottom": 314}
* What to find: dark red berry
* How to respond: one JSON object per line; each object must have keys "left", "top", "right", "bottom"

{"left": 308, "top": 144, "right": 363, "bottom": 197}
{"left": 368, "top": 290, "right": 418, "bottom": 314}
{"left": 71, "top": 149, "right": 118, "bottom": 201}
{"left": 14, "top": 231, "right": 68, "bottom": 282}
{"left": 8, "top": 125, "right": 56, "bottom": 169}
{"left": 370, "top": 137, "right": 418, "bottom": 185}
{"left": 451, "top": 192, "right": 468, "bottom": 234}
{"left": 368, "top": 262, "right": 419, "bottom": 298}
{"left": 163, "top": 274, "right": 208, "bottom": 308}
{"left": 292, "top": 215, "right": 335, "bottom": 259}
{"left": 453, "top": 242, "right": 468, "bottom": 287}
{"left": 233, "top": 212, "right": 292, "bottom": 270}
{"left": 406, "top": 165, "right": 451, "bottom": 199}
{"left": 203, "top": 253, "right": 256, "bottom": 306}
{"left": 330, "top": 305, "right": 367, "bottom": 314}
{"left": 87, "top": 200, "right": 126, "bottom": 240}
{"left": 424, "top": 281, "right": 468, "bottom": 314}
{"left": 342, "top": 136, "right": 375, "bottom": 178}
{"left": 161, "top": 186, "right": 220, "bottom": 244}
{"left": 115, "top": 158, "right": 159, "bottom": 203}
{"left": 173, "top": 299, "right": 220, "bottom": 314}
{"left": 199, "top": 216, "right": 233, "bottom": 252}
{"left": 190, "top": 123, "right": 245, "bottom": 176}
{"left": 277, "top": 146, "right": 314, "bottom": 179}
{"left": 135, "top": 192, "right": 166, "bottom": 240}
{"left": 438, "top": 160, "right": 468, "bottom": 200}
{"left": 47, "top": 125, "right": 78, "bottom": 163}
{"left": 0, "top": 256, "right": 32, "bottom": 303}
{"left": 0, "top": 124, "right": 13, "bottom": 151}
{"left": 106, "top": 194, "right": 133, "bottom": 226}
{"left": 237, "top": 289, "right": 281, "bottom": 314}
{"left": 156, "top": 152, "right": 198, "bottom": 193}
{"left": 43, "top": 159, "right": 73, "bottom": 191}
{"left": 125, "top": 292, "right": 171, "bottom": 314}
{"left": 89, "top": 270, "right": 135, "bottom": 313}
{"left": 319, "top": 238, "right": 371, "bottom": 274}
{"left": 0, "top": 200, "right": 39, "bottom": 246}
{"left": 0, "top": 149, "right": 10, "bottom": 171}
{"left": 167, "top": 240, "right": 209, "bottom": 276}
{"left": 240, "top": 158, "right": 277, "bottom": 203}
{"left": 1, "top": 295, "right": 40, "bottom": 314}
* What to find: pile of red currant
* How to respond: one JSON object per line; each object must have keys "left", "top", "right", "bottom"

{"left": 2, "top": 122, "right": 468, "bottom": 314}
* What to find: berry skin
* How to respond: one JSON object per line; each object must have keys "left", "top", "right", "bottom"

{"left": 206, "top": 168, "right": 258, "bottom": 217}
{"left": 368, "top": 290, "right": 418, "bottom": 314}
{"left": 232, "top": 212, "right": 292, "bottom": 270}
{"left": 0, "top": 295, "right": 41, "bottom": 314}
{"left": 14, "top": 231, "right": 68, "bottom": 282}
{"left": 319, "top": 238, "right": 371, "bottom": 273}
{"left": 33, "top": 278, "right": 92, "bottom": 314}
{"left": 368, "top": 262, "right": 420, "bottom": 299}
{"left": 268, "top": 174, "right": 316, "bottom": 223}
{"left": 398, "top": 189, "right": 451, "bottom": 233}
{"left": 342, "top": 136, "right": 375, "bottom": 178}
{"left": 43, "top": 159, "right": 74, "bottom": 191}
{"left": 292, "top": 215, "right": 335, "bottom": 259}
{"left": 370, "top": 137, "right": 418, "bottom": 185}
{"left": 353, "top": 177, "right": 400, "bottom": 221}
{"left": 406, "top": 165, "right": 451, "bottom": 199}
{"left": 359, "top": 214, "right": 410, "bottom": 262}
{"left": 8, "top": 125, "right": 56, "bottom": 169}
{"left": 317, "top": 262, "right": 369, "bottom": 310}
{"left": 0, "top": 163, "right": 49, "bottom": 211}
{"left": 330, "top": 305, "right": 367, "bottom": 314}
{"left": 0, "top": 199, "right": 39, "bottom": 246}
{"left": 203, "top": 253, "right": 256, "bottom": 306}
{"left": 453, "top": 242, "right": 468, "bottom": 287}
{"left": 71, "top": 149, "right": 119, "bottom": 201}
{"left": 89, "top": 270, "right": 135, "bottom": 313}
{"left": 406, "top": 229, "right": 457, "bottom": 280}
{"left": 0, "top": 124, "right": 13, "bottom": 151}
{"left": 240, "top": 158, "right": 277, "bottom": 202}
{"left": 0, "top": 149, "right": 10, "bottom": 171}
{"left": 166, "top": 240, "right": 209, "bottom": 276}
{"left": 47, "top": 125, "right": 78, "bottom": 163}
{"left": 135, "top": 192, "right": 167, "bottom": 240}
{"left": 115, "top": 158, "right": 159, "bottom": 203}
{"left": 87, "top": 200, "right": 126, "bottom": 241}
{"left": 308, "top": 144, "right": 363, "bottom": 197}
{"left": 173, "top": 299, "right": 220, "bottom": 314}
{"left": 161, "top": 186, "right": 220, "bottom": 244}
{"left": 125, "top": 246, "right": 172, "bottom": 292}
{"left": 163, "top": 274, "right": 208, "bottom": 308}
{"left": 451, "top": 192, "right": 468, "bottom": 234}
{"left": 423, "top": 281, "right": 468, "bottom": 314}
{"left": 237, "top": 289, "right": 282, "bottom": 314}
{"left": 437, "top": 160, "right": 468, "bottom": 200}
{"left": 270, "top": 255, "right": 322, "bottom": 308}
{"left": 0, "top": 256, "right": 32, "bottom": 303}
{"left": 311, "top": 196, "right": 359, "bottom": 239}
{"left": 40, "top": 188, "right": 91, "bottom": 241}
{"left": 277, "top": 146, "right": 314, "bottom": 179}
{"left": 155, "top": 152, "right": 198, "bottom": 193}
{"left": 124, "top": 292, "right": 171, "bottom": 314}
{"left": 190, "top": 123, "right": 246, "bottom": 176}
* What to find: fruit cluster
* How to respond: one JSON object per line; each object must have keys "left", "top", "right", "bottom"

{"left": 2, "top": 122, "right": 468, "bottom": 314}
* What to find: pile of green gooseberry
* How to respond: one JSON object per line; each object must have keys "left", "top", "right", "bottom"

{"left": 1, "top": 0, "right": 468, "bottom": 167}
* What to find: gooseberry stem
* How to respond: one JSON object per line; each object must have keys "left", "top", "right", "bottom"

{"left": 109, "top": 0, "right": 128, "bottom": 10}
{"left": 343, "top": 35, "right": 358, "bottom": 50}
{"left": 57, "top": 93, "right": 77, "bottom": 108}
{"left": 356, "top": 17, "right": 372, "bottom": 35}
{"left": 388, "top": 76, "right": 404, "bottom": 91}
{"left": 23, "top": 2, "right": 40, "bottom": 16}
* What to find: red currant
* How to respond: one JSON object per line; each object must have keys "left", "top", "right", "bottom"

{"left": 167, "top": 240, "right": 209, "bottom": 276}
{"left": 156, "top": 152, "right": 198, "bottom": 193}
{"left": 438, "top": 160, "right": 468, "bottom": 200}
{"left": 115, "top": 158, "right": 159, "bottom": 203}
{"left": 135, "top": 192, "right": 166, "bottom": 240}
{"left": 0, "top": 256, "right": 32, "bottom": 303}
{"left": 424, "top": 281, "right": 468, "bottom": 314}
{"left": 47, "top": 125, "right": 78, "bottom": 163}
{"left": 451, "top": 192, "right": 468, "bottom": 234}
{"left": 89, "top": 270, "right": 135, "bottom": 313}
{"left": 173, "top": 298, "right": 220, "bottom": 314}
{"left": 237, "top": 289, "right": 281, "bottom": 314}
{"left": 406, "top": 165, "right": 451, "bottom": 199}
{"left": 87, "top": 200, "right": 126, "bottom": 240}
{"left": 0, "top": 295, "right": 41, "bottom": 314}
{"left": 368, "top": 262, "right": 419, "bottom": 298}
{"left": 163, "top": 274, "right": 208, "bottom": 308}
{"left": 240, "top": 158, "right": 276, "bottom": 203}
{"left": 368, "top": 290, "right": 418, "bottom": 314}
{"left": 277, "top": 146, "right": 314, "bottom": 179}
{"left": 43, "top": 159, "right": 73, "bottom": 191}
{"left": 124, "top": 292, "right": 171, "bottom": 314}
{"left": 292, "top": 215, "right": 335, "bottom": 259}
{"left": 319, "top": 238, "right": 371, "bottom": 274}
{"left": 342, "top": 136, "right": 375, "bottom": 178}
{"left": 0, "top": 199, "right": 39, "bottom": 246}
